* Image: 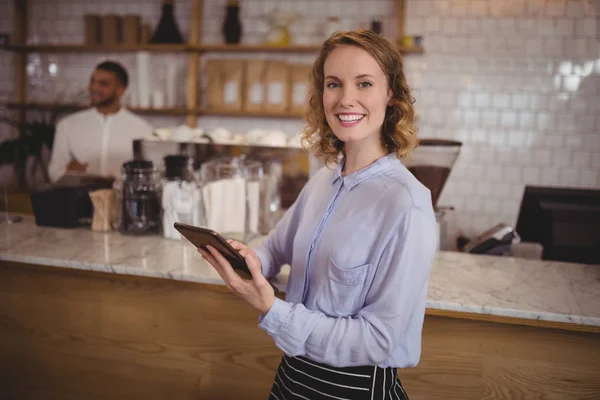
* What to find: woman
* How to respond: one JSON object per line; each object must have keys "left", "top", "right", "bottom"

{"left": 199, "top": 30, "right": 437, "bottom": 400}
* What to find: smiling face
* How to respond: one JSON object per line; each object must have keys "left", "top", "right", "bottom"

{"left": 323, "top": 45, "right": 392, "bottom": 151}
{"left": 88, "top": 68, "right": 124, "bottom": 107}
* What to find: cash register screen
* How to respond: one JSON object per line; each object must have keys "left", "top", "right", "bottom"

{"left": 515, "top": 185, "right": 600, "bottom": 265}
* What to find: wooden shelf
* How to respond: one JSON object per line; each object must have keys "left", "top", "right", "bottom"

{"left": 1, "top": 102, "right": 190, "bottom": 116}
{"left": 1, "top": 102, "right": 85, "bottom": 111}
{"left": 1, "top": 44, "right": 189, "bottom": 53}
{"left": 6, "top": 0, "right": 421, "bottom": 132}
{"left": 196, "top": 44, "right": 321, "bottom": 53}
{"left": 1, "top": 43, "right": 425, "bottom": 55}
{"left": 130, "top": 107, "right": 190, "bottom": 116}
{"left": 1, "top": 102, "right": 305, "bottom": 119}
{"left": 199, "top": 109, "right": 304, "bottom": 119}
{"left": 398, "top": 45, "right": 424, "bottom": 54}
{"left": 197, "top": 43, "right": 424, "bottom": 54}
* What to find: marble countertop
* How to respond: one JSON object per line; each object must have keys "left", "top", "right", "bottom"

{"left": 1, "top": 217, "right": 599, "bottom": 327}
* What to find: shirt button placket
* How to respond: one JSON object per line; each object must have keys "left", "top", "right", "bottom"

{"left": 301, "top": 180, "right": 344, "bottom": 302}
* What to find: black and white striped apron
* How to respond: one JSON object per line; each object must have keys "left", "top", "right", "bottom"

{"left": 269, "top": 355, "right": 409, "bottom": 400}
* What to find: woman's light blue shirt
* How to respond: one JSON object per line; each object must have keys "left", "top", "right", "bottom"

{"left": 254, "top": 152, "right": 437, "bottom": 368}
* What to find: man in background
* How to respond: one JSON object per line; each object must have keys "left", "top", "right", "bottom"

{"left": 48, "top": 61, "right": 153, "bottom": 182}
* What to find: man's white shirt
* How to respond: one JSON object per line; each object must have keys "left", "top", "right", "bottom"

{"left": 48, "top": 107, "right": 153, "bottom": 182}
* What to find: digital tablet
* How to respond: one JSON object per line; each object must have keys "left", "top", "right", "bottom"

{"left": 174, "top": 223, "right": 280, "bottom": 293}
{"left": 174, "top": 222, "right": 251, "bottom": 278}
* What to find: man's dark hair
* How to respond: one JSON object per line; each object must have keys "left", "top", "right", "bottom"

{"left": 95, "top": 60, "right": 128, "bottom": 87}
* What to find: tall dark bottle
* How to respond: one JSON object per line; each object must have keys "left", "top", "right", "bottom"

{"left": 150, "top": 0, "right": 185, "bottom": 44}
{"left": 222, "top": 0, "right": 242, "bottom": 44}
{"left": 370, "top": 17, "right": 382, "bottom": 34}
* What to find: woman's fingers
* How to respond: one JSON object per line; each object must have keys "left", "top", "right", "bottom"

{"left": 245, "top": 252, "right": 263, "bottom": 278}
{"left": 241, "top": 249, "right": 258, "bottom": 264}
{"left": 205, "top": 245, "right": 232, "bottom": 268}
{"left": 237, "top": 249, "right": 261, "bottom": 274}
{"left": 228, "top": 240, "right": 248, "bottom": 251}
{"left": 201, "top": 245, "right": 275, "bottom": 313}
{"left": 205, "top": 245, "right": 245, "bottom": 287}
{"left": 198, "top": 247, "right": 219, "bottom": 268}
{"left": 236, "top": 248, "right": 272, "bottom": 291}
{"left": 198, "top": 247, "right": 233, "bottom": 288}
{"left": 199, "top": 246, "right": 240, "bottom": 291}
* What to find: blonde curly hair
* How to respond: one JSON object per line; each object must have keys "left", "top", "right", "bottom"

{"left": 301, "top": 30, "right": 418, "bottom": 166}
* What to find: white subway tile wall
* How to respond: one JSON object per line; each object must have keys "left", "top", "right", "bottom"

{"left": 0, "top": 0, "right": 599, "bottom": 248}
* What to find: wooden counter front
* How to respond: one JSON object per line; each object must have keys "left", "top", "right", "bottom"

{"left": 0, "top": 261, "right": 279, "bottom": 399}
{"left": 1, "top": 261, "right": 599, "bottom": 399}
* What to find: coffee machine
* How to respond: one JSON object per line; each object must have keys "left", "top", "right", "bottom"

{"left": 403, "top": 139, "right": 462, "bottom": 250}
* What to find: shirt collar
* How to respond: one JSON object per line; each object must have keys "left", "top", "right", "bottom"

{"left": 92, "top": 106, "right": 125, "bottom": 120}
{"left": 332, "top": 152, "right": 398, "bottom": 189}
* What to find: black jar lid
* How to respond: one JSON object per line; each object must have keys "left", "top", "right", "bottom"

{"left": 164, "top": 155, "right": 191, "bottom": 179}
{"left": 122, "top": 159, "right": 154, "bottom": 175}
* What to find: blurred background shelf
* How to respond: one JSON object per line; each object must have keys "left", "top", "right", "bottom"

{"left": 197, "top": 43, "right": 424, "bottom": 54}
{"left": 196, "top": 44, "right": 321, "bottom": 53}
{"left": 129, "top": 107, "right": 190, "bottom": 116}
{"left": 3, "top": 0, "right": 421, "bottom": 129}
{"left": 397, "top": 45, "right": 424, "bottom": 54}
{"left": 198, "top": 109, "right": 304, "bottom": 119}
{"left": 1, "top": 44, "right": 424, "bottom": 55}
{"left": 1, "top": 102, "right": 190, "bottom": 116}
{"left": 1, "top": 44, "right": 189, "bottom": 53}
{"left": 1, "top": 102, "right": 306, "bottom": 119}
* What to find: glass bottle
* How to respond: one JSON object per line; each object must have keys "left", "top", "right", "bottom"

{"left": 222, "top": 0, "right": 242, "bottom": 44}
{"left": 371, "top": 16, "right": 382, "bottom": 34}
{"left": 150, "top": 0, "right": 184, "bottom": 44}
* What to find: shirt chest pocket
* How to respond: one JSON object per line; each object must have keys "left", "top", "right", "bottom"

{"left": 316, "top": 254, "right": 371, "bottom": 317}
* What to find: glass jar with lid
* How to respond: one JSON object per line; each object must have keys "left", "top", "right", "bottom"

{"left": 161, "top": 155, "right": 202, "bottom": 240}
{"left": 199, "top": 156, "right": 263, "bottom": 243}
{"left": 118, "top": 160, "right": 162, "bottom": 235}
